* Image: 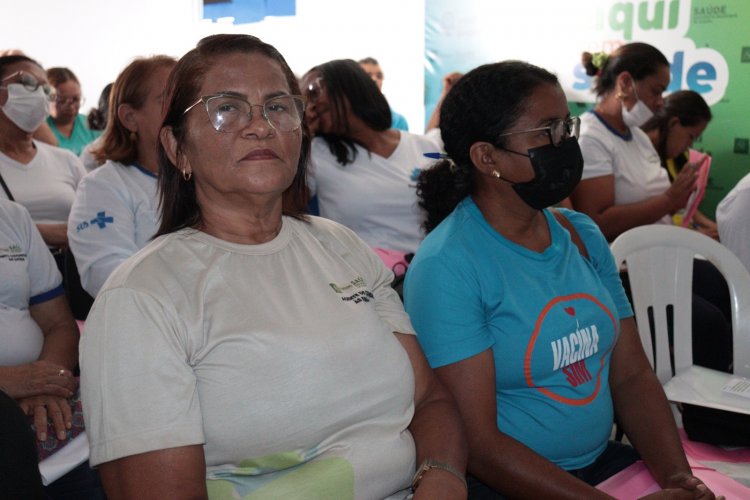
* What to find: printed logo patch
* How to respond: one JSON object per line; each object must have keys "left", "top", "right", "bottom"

{"left": 329, "top": 276, "right": 373, "bottom": 304}
{"left": 0, "top": 243, "right": 27, "bottom": 261}
{"left": 76, "top": 211, "right": 114, "bottom": 232}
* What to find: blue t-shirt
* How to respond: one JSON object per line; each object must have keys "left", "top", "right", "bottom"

{"left": 391, "top": 109, "right": 409, "bottom": 131}
{"left": 47, "top": 114, "right": 102, "bottom": 156}
{"left": 404, "top": 198, "right": 633, "bottom": 470}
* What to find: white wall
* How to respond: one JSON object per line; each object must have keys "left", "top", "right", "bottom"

{"left": 0, "top": 0, "right": 427, "bottom": 131}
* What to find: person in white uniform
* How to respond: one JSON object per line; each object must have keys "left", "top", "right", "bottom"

{"left": 67, "top": 55, "right": 176, "bottom": 297}
{"left": 301, "top": 59, "right": 442, "bottom": 255}
{"left": 572, "top": 43, "right": 732, "bottom": 373}
{"left": 717, "top": 173, "right": 750, "bottom": 272}
{"left": 570, "top": 43, "right": 696, "bottom": 241}
{"left": 0, "top": 55, "right": 85, "bottom": 250}
{"left": 80, "top": 34, "right": 467, "bottom": 500}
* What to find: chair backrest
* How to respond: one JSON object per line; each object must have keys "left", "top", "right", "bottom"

{"left": 610, "top": 225, "right": 750, "bottom": 383}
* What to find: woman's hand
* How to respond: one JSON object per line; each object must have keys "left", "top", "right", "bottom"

{"left": 0, "top": 361, "right": 76, "bottom": 399}
{"left": 662, "top": 472, "right": 722, "bottom": 499}
{"left": 664, "top": 166, "right": 698, "bottom": 213}
{"left": 18, "top": 394, "right": 73, "bottom": 441}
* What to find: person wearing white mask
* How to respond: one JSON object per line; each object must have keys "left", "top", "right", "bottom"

{"left": 569, "top": 43, "right": 696, "bottom": 241}
{"left": 571, "top": 44, "right": 733, "bottom": 375}
{"left": 0, "top": 55, "right": 85, "bottom": 251}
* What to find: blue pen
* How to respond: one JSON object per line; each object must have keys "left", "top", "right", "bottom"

{"left": 423, "top": 152, "right": 445, "bottom": 160}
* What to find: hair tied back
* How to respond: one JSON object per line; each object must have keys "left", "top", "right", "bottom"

{"left": 591, "top": 51, "right": 608, "bottom": 75}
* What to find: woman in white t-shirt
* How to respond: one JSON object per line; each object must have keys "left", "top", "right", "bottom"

{"left": 68, "top": 55, "right": 176, "bottom": 298}
{"left": 570, "top": 42, "right": 696, "bottom": 241}
{"left": 572, "top": 44, "right": 732, "bottom": 373}
{"left": 301, "top": 59, "right": 442, "bottom": 256}
{"left": 80, "top": 34, "right": 467, "bottom": 500}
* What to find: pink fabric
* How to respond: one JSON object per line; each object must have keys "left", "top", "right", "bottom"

{"left": 372, "top": 248, "right": 409, "bottom": 276}
{"left": 596, "top": 432, "right": 750, "bottom": 499}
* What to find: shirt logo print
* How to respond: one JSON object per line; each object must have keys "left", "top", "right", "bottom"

{"left": 91, "top": 211, "right": 114, "bottom": 229}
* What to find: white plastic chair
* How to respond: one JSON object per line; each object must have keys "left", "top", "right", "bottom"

{"left": 610, "top": 225, "right": 750, "bottom": 415}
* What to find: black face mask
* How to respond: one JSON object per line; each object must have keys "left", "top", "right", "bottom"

{"left": 500, "top": 137, "right": 584, "bottom": 210}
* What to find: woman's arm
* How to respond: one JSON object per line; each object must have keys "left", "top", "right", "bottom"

{"left": 571, "top": 170, "right": 696, "bottom": 240}
{"left": 30, "top": 294, "right": 79, "bottom": 370}
{"left": 98, "top": 445, "right": 207, "bottom": 500}
{"left": 35, "top": 223, "right": 69, "bottom": 249}
{"left": 435, "top": 349, "right": 613, "bottom": 499}
{"left": 692, "top": 210, "right": 719, "bottom": 240}
{"left": 610, "top": 318, "right": 716, "bottom": 498}
{"left": 394, "top": 333, "right": 468, "bottom": 499}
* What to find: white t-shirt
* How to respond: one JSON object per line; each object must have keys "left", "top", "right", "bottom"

{"left": 579, "top": 111, "right": 671, "bottom": 225}
{"left": 67, "top": 161, "right": 159, "bottom": 297}
{"left": 81, "top": 216, "right": 418, "bottom": 499}
{"left": 717, "top": 173, "right": 750, "bottom": 273}
{"left": 0, "top": 141, "right": 85, "bottom": 223}
{"left": 309, "top": 132, "right": 443, "bottom": 254}
{"left": 0, "top": 199, "right": 64, "bottom": 366}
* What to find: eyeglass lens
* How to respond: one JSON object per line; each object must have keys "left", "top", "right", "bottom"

{"left": 2, "top": 71, "right": 56, "bottom": 100}
{"left": 206, "top": 95, "right": 304, "bottom": 133}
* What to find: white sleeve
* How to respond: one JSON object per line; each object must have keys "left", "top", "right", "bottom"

{"left": 80, "top": 287, "right": 204, "bottom": 466}
{"left": 68, "top": 172, "right": 141, "bottom": 296}
{"left": 718, "top": 187, "right": 750, "bottom": 273}
{"left": 579, "top": 133, "right": 615, "bottom": 181}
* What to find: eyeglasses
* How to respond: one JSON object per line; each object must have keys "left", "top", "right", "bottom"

{"left": 183, "top": 94, "right": 306, "bottom": 133}
{"left": 304, "top": 77, "right": 324, "bottom": 103}
{"left": 55, "top": 95, "right": 85, "bottom": 107}
{"left": 0, "top": 71, "right": 56, "bottom": 101}
{"left": 497, "top": 116, "right": 581, "bottom": 147}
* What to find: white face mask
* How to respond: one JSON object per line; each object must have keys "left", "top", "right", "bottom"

{"left": 621, "top": 83, "right": 654, "bottom": 129}
{"left": 1, "top": 83, "right": 50, "bottom": 133}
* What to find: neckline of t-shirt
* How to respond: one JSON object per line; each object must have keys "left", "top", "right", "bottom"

{"left": 131, "top": 162, "right": 158, "bottom": 179}
{"left": 590, "top": 110, "right": 633, "bottom": 142}
{"left": 463, "top": 197, "right": 565, "bottom": 263}
{"left": 183, "top": 216, "right": 295, "bottom": 255}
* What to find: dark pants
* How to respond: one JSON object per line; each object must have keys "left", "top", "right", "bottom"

{"left": 43, "top": 461, "right": 106, "bottom": 500}
{"left": 466, "top": 441, "right": 640, "bottom": 499}
{"left": 0, "top": 390, "right": 46, "bottom": 500}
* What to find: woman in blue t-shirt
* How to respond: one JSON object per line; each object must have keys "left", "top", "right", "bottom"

{"left": 404, "top": 61, "right": 717, "bottom": 499}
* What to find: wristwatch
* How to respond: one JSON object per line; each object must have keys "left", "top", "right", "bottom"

{"left": 411, "top": 459, "right": 467, "bottom": 492}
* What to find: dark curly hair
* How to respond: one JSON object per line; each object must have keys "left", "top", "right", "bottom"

{"left": 582, "top": 42, "right": 669, "bottom": 97}
{"left": 418, "top": 61, "right": 558, "bottom": 233}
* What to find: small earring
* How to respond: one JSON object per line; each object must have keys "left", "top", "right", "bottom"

{"left": 182, "top": 169, "right": 192, "bottom": 181}
{"left": 615, "top": 91, "right": 625, "bottom": 100}
{"left": 491, "top": 170, "right": 501, "bottom": 179}
{"left": 129, "top": 131, "right": 137, "bottom": 141}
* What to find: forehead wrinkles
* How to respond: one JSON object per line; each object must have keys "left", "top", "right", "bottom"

{"left": 201, "top": 54, "right": 289, "bottom": 98}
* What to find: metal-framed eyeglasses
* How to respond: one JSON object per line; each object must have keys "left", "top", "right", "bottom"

{"left": 183, "top": 94, "right": 306, "bottom": 133}
{"left": 55, "top": 95, "right": 85, "bottom": 107}
{"left": 497, "top": 116, "right": 581, "bottom": 147}
{"left": 0, "top": 71, "right": 56, "bottom": 102}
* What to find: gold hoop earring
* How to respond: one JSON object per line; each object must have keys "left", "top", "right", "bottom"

{"left": 182, "top": 169, "right": 192, "bottom": 181}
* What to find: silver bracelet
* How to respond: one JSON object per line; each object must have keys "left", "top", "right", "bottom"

{"left": 411, "top": 459, "right": 467, "bottom": 491}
